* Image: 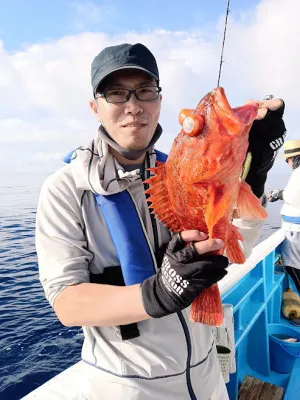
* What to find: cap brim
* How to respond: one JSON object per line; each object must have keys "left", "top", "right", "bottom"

{"left": 93, "top": 65, "right": 159, "bottom": 93}
{"left": 280, "top": 151, "right": 300, "bottom": 158}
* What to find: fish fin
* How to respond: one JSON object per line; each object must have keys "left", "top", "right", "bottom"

{"left": 236, "top": 181, "right": 267, "bottom": 220}
{"left": 211, "top": 218, "right": 245, "bottom": 264}
{"left": 211, "top": 217, "right": 227, "bottom": 242}
{"left": 225, "top": 223, "right": 246, "bottom": 264}
{"left": 190, "top": 284, "right": 223, "bottom": 326}
{"left": 202, "top": 184, "right": 231, "bottom": 236}
{"left": 144, "top": 165, "right": 181, "bottom": 232}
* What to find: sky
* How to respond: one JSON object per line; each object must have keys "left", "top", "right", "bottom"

{"left": 0, "top": 0, "right": 297, "bottom": 178}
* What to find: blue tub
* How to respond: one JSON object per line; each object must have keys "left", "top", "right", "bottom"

{"left": 269, "top": 323, "right": 300, "bottom": 374}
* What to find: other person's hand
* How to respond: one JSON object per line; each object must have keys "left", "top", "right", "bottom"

{"left": 268, "top": 189, "right": 283, "bottom": 202}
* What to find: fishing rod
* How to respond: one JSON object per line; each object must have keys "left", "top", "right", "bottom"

{"left": 216, "top": 0, "right": 252, "bottom": 184}
{"left": 217, "top": 0, "right": 230, "bottom": 87}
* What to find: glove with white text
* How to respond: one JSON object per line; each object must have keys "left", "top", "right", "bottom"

{"left": 140, "top": 233, "right": 228, "bottom": 318}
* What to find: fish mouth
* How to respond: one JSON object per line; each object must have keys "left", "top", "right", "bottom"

{"left": 212, "top": 87, "right": 258, "bottom": 132}
{"left": 232, "top": 104, "right": 258, "bottom": 126}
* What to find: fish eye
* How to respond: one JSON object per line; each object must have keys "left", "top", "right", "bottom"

{"left": 181, "top": 114, "right": 204, "bottom": 137}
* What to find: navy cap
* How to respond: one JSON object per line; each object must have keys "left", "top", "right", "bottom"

{"left": 91, "top": 43, "right": 159, "bottom": 95}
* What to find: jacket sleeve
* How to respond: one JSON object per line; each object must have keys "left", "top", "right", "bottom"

{"left": 273, "top": 100, "right": 285, "bottom": 116}
{"left": 283, "top": 171, "right": 300, "bottom": 207}
{"left": 35, "top": 173, "right": 92, "bottom": 307}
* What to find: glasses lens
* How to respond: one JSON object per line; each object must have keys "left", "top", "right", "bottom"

{"left": 105, "top": 89, "right": 129, "bottom": 103}
{"left": 136, "top": 86, "right": 160, "bottom": 101}
{"left": 101, "top": 86, "right": 161, "bottom": 103}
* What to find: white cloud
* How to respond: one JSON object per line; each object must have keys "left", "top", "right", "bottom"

{"left": 0, "top": 0, "right": 299, "bottom": 173}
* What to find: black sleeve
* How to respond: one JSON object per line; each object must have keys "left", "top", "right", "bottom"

{"left": 245, "top": 104, "right": 287, "bottom": 198}
{"left": 272, "top": 100, "right": 285, "bottom": 117}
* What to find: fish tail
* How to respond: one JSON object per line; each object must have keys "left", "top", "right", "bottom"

{"left": 190, "top": 284, "right": 223, "bottom": 326}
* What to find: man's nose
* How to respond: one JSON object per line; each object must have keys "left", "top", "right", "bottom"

{"left": 124, "top": 94, "right": 143, "bottom": 115}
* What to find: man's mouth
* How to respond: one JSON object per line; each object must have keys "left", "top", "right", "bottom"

{"left": 122, "top": 122, "right": 147, "bottom": 128}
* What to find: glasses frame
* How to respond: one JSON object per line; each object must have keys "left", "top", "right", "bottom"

{"left": 95, "top": 86, "right": 162, "bottom": 104}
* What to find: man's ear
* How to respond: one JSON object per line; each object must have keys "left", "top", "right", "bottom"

{"left": 89, "top": 100, "right": 102, "bottom": 122}
{"left": 90, "top": 100, "right": 97, "bottom": 113}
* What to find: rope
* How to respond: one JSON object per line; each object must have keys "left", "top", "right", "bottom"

{"left": 217, "top": 0, "right": 231, "bottom": 87}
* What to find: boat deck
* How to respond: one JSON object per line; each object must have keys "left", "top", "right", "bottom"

{"left": 238, "top": 375, "right": 284, "bottom": 399}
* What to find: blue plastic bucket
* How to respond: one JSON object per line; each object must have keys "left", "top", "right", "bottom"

{"left": 269, "top": 324, "right": 300, "bottom": 374}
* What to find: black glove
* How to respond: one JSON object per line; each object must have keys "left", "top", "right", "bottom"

{"left": 140, "top": 234, "right": 228, "bottom": 318}
{"left": 268, "top": 189, "right": 284, "bottom": 202}
{"left": 245, "top": 104, "right": 286, "bottom": 198}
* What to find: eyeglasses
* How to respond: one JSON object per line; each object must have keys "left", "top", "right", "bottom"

{"left": 95, "top": 86, "right": 162, "bottom": 104}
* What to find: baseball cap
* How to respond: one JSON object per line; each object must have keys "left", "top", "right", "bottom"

{"left": 91, "top": 43, "right": 159, "bottom": 96}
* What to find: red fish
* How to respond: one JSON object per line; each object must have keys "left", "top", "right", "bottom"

{"left": 145, "top": 87, "right": 267, "bottom": 326}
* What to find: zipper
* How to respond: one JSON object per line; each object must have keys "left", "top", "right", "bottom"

{"left": 177, "top": 311, "right": 197, "bottom": 400}
{"left": 144, "top": 152, "right": 196, "bottom": 398}
{"left": 143, "top": 153, "right": 160, "bottom": 255}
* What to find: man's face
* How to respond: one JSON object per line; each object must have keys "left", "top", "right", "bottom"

{"left": 287, "top": 157, "right": 293, "bottom": 168}
{"left": 90, "top": 69, "right": 162, "bottom": 151}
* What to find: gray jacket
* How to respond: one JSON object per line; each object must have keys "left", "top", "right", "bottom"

{"left": 36, "top": 133, "right": 223, "bottom": 399}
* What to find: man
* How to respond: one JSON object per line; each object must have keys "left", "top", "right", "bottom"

{"left": 35, "top": 43, "right": 271, "bottom": 399}
{"left": 36, "top": 43, "right": 230, "bottom": 400}
{"left": 268, "top": 140, "right": 300, "bottom": 299}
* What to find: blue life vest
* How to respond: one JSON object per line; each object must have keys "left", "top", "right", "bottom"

{"left": 64, "top": 148, "right": 168, "bottom": 286}
{"left": 95, "top": 149, "right": 167, "bottom": 285}
{"left": 64, "top": 148, "right": 167, "bottom": 340}
{"left": 282, "top": 215, "right": 300, "bottom": 224}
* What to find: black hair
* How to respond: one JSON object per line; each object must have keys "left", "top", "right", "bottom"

{"left": 292, "top": 154, "right": 300, "bottom": 170}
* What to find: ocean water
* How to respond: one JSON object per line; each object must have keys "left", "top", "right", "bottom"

{"left": 0, "top": 172, "right": 83, "bottom": 400}
{"left": 0, "top": 170, "right": 287, "bottom": 400}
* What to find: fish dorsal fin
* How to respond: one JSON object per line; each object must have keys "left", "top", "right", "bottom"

{"left": 144, "top": 164, "right": 181, "bottom": 232}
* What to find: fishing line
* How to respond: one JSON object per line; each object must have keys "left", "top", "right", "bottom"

{"left": 217, "top": 0, "right": 230, "bottom": 87}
